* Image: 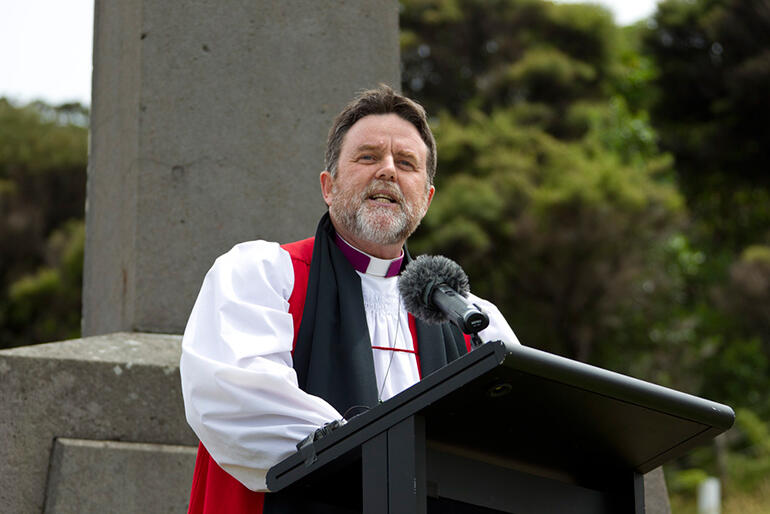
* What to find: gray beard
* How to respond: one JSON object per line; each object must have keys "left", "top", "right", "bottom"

{"left": 330, "top": 181, "right": 426, "bottom": 246}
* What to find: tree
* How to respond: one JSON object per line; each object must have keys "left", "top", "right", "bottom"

{"left": 401, "top": 0, "right": 686, "bottom": 368}
{"left": 411, "top": 103, "right": 684, "bottom": 363}
{"left": 0, "top": 220, "right": 84, "bottom": 347}
{"left": 0, "top": 98, "right": 87, "bottom": 348}
{"left": 643, "top": 0, "right": 770, "bottom": 249}
{"left": 400, "top": 0, "right": 620, "bottom": 137}
{"left": 400, "top": 0, "right": 770, "bottom": 504}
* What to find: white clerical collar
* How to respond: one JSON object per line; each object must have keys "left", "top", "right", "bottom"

{"left": 334, "top": 234, "right": 404, "bottom": 278}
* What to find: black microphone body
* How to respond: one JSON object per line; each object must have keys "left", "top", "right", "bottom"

{"left": 399, "top": 255, "right": 489, "bottom": 335}
{"left": 428, "top": 283, "right": 490, "bottom": 335}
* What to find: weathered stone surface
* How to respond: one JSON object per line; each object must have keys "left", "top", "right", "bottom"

{"left": 0, "top": 333, "right": 196, "bottom": 513}
{"left": 644, "top": 467, "right": 672, "bottom": 514}
{"left": 84, "top": 0, "right": 401, "bottom": 335}
{"left": 44, "top": 438, "right": 197, "bottom": 513}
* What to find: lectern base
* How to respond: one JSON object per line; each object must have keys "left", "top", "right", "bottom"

{"left": 360, "top": 413, "right": 644, "bottom": 514}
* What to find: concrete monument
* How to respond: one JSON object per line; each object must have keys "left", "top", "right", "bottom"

{"left": 0, "top": 0, "right": 400, "bottom": 511}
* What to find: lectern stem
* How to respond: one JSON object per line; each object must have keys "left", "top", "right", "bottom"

{"left": 362, "top": 415, "right": 427, "bottom": 514}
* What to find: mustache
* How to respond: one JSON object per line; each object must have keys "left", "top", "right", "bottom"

{"left": 362, "top": 180, "right": 405, "bottom": 204}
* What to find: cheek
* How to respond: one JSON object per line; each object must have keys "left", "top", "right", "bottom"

{"left": 407, "top": 180, "right": 430, "bottom": 200}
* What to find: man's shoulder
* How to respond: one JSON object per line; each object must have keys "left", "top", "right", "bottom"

{"left": 280, "top": 237, "right": 315, "bottom": 265}
{"left": 206, "top": 240, "right": 296, "bottom": 295}
{"left": 210, "top": 240, "right": 291, "bottom": 276}
{"left": 209, "top": 237, "right": 314, "bottom": 284}
{"left": 219, "top": 239, "right": 282, "bottom": 261}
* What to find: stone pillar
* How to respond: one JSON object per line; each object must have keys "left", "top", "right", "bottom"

{"left": 0, "top": 2, "right": 400, "bottom": 512}
{"left": 646, "top": 468, "right": 673, "bottom": 514}
{"left": 83, "top": 0, "right": 400, "bottom": 335}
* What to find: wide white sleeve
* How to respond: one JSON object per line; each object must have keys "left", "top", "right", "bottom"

{"left": 467, "top": 293, "right": 522, "bottom": 346}
{"left": 180, "top": 240, "right": 342, "bottom": 492}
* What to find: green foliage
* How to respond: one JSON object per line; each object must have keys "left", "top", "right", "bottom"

{"left": 0, "top": 98, "right": 87, "bottom": 348}
{"left": 402, "top": 0, "right": 698, "bottom": 368}
{"left": 413, "top": 105, "right": 684, "bottom": 361}
{"left": 643, "top": 0, "right": 770, "bottom": 249}
{"left": 402, "top": 0, "right": 770, "bottom": 499}
{"left": 0, "top": 220, "right": 84, "bottom": 347}
{"left": 574, "top": 96, "right": 664, "bottom": 167}
{"left": 610, "top": 24, "right": 660, "bottom": 112}
{"left": 668, "top": 409, "right": 770, "bottom": 511}
{"left": 668, "top": 467, "right": 711, "bottom": 494}
{"left": 400, "top": 0, "right": 619, "bottom": 135}
{"left": 0, "top": 99, "right": 88, "bottom": 173}
{"left": 722, "top": 245, "right": 770, "bottom": 342}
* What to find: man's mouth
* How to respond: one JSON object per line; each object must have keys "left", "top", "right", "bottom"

{"left": 368, "top": 192, "right": 398, "bottom": 204}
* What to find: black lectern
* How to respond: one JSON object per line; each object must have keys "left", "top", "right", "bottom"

{"left": 266, "top": 341, "right": 734, "bottom": 513}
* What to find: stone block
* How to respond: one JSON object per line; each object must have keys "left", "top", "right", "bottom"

{"left": 644, "top": 467, "right": 672, "bottom": 514}
{"left": 84, "top": 0, "right": 401, "bottom": 335}
{"left": 44, "top": 438, "right": 197, "bottom": 513}
{"left": 0, "top": 333, "right": 197, "bottom": 513}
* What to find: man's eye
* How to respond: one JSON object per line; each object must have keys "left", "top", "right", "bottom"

{"left": 399, "top": 160, "right": 415, "bottom": 169}
{"left": 359, "top": 155, "right": 375, "bottom": 161}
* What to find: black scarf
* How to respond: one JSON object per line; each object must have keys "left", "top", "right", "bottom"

{"left": 265, "top": 214, "right": 467, "bottom": 513}
{"left": 291, "top": 213, "right": 468, "bottom": 416}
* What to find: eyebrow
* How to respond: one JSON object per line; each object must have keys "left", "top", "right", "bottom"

{"left": 352, "top": 142, "right": 425, "bottom": 165}
{"left": 395, "top": 149, "right": 420, "bottom": 161}
{"left": 354, "top": 143, "right": 386, "bottom": 153}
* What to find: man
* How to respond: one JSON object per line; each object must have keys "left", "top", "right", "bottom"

{"left": 180, "top": 85, "right": 519, "bottom": 513}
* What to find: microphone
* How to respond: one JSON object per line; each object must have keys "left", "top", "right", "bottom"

{"left": 398, "top": 255, "right": 489, "bottom": 335}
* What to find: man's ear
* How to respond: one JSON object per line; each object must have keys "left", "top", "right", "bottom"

{"left": 320, "top": 170, "right": 334, "bottom": 207}
{"left": 424, "top": 185, "right": 435, "bottom": 212}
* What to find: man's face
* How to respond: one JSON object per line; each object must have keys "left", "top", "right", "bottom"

{"left": 320, "top": 113, "right": 435, "bottom": 257}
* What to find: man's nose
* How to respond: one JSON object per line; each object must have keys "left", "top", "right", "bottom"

{"left": 376, "top": 155, "right": 397, "bottom": 182}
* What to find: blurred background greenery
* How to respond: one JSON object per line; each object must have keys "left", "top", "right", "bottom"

{"left": 1, "top": 0, "right": 768, "bottom": 511}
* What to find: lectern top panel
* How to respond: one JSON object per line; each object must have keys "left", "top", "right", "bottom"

{"left": 267, "top": 341, "right": 734, "bottom": 492}
{"left": 424, "top": 343, "right": 734, "bottom": 483}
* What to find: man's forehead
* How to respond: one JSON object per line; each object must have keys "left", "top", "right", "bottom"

{"left": 342, "top": 114, "right": 427, "bottom": 154}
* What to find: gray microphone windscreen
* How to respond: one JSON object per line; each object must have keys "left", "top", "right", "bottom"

{"left": 398, "top": 255, "right": 470, "bottom": 324}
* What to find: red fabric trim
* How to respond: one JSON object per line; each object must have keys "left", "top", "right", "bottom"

{"left": 370, "top": 346, "right": 417, "bottom": 354}
{"left": 408, "top": 314, "right": 422, "bottom": 379}
{"left": 187, "top": 443, "right": 264, "bottom": 514}
{"left": 187, "top": 239, "right": 316, "bottom": 514}
{"left": 281, "top": 237, "right": 315, "bottom": 352}
{"left": 464, "top": 332, "right": 472, "bottom": 353}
